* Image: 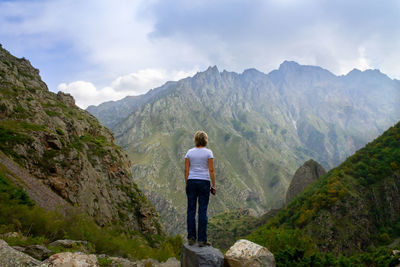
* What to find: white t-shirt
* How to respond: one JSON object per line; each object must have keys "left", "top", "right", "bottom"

{"left": 184, "top": 147, "right": 214, "bottom": 181}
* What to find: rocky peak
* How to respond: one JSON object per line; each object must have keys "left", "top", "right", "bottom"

{"left": 56, "top": 91, "right": 75, "bottom": 107}
{"left": 275, "top": 60, "right": 335, "bottom": 82}
{"left": 285, "top": 159, "right": 326, "bottom": 204}
{"left": 194, "top": 65, "right": 220, "bottom": 79}
{"left": 242, "top": 68, "right": 266, "bottom": 78}
{"left": 278, "top": 60, "right": 301, "bottom": 71}
{"left": 0, "top": 44, "right": 47, "bottom": 93}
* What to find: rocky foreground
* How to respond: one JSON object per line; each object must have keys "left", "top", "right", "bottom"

{"left": 0, "top": 234, "right": 276, "bottom": 267}
{"left": 0, "top": 237, "right": 179, "bottom": 267}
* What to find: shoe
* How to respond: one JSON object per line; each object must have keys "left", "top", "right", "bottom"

{"left": 198, "top": 241, "right": 211, "bottom": 247}
{"left": 188, "top": 239, "right": 196, "bottom": 246}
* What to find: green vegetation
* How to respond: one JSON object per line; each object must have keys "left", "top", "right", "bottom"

{"left": 0, "top": 168, "right": 182, "bottom": 261}
{"left": 247, "top": 122, "right": 400, "bottom": 265}
{"left": 56, "top": 128, "right": 65, "bottom": 135}
{"left": 45, "top": 110, "right": 61, "bottom": 117}
{"left": 273, "top": 247, "right": 400, "bottom": 267}
{"left": 265, "top": 122, "right": 400, "bottom": 232}
{"left": 208, "top": 209, "right": 274, "bottom": 251}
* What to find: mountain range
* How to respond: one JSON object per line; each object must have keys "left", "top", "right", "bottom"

{"left": 87, "top": 62, "right": 400, "bottom": 234}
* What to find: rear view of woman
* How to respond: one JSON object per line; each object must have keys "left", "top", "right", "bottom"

{"left": 184, "top": 131, "right": 216, "bottom": 247}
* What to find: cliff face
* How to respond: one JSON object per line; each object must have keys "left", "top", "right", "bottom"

{"left": 285, "top": 159, "right": 326, "bottom": 204}
{"left": 0, "top": 45, "right": 164, "bottom": 235}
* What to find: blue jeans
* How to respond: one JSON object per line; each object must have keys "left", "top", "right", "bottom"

{"left": 186, "top": 179, "right": 210, "bottom": 242}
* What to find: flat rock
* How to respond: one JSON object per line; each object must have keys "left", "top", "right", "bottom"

{"left": 39, "top": 252, "right": 99, "bottom": 266}
{"left": 224, "top": 239, "right": 275, "bottom": 267}
{"left": 181, "top": 242, "right": 223, "bottom": 267}
{"left": 0, "top": 239, "right": 41, "bottom": 266}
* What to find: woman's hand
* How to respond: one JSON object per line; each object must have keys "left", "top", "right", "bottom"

{"left": 210, "top": 186, "right": 216, "bottom": 195}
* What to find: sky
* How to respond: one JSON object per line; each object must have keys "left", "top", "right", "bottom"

{"left": 1, "top": 0, "right": 399, "bottom": 108}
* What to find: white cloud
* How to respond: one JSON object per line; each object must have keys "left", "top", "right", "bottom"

{"left": 57, "top": 68, "right": 196, "bottom": 109}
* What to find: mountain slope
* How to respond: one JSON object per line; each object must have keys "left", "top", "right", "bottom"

{"left": 0, "top": 44, "right": 164, "bottom": 236}
{"left": 249, "top": 121, "right": 400, "bottom": 255}
{"left": 89, "top": 63, "right": 400, "bottom": 234}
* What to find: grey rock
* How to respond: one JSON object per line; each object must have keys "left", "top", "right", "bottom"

{"left": 12, "top": 245, "right": 26, "bottom": 252}
{"left": 39, "top": 252, "right": 99, "bottom": 266}
{"left": 181, "top": 242, "right": 223, "bottom": 267}
{"left": 158, "top": 257, "right": 180, "bottom": 267}
{"left": 45, "top": 134, "right": 62, "bottom": 150}
{"left": 24, "top": 244, "right": 53, "bottom": 261}
{"left": 224, "top": 239, "right": 275, "bottom": 267}
{"left": 0, "top": 239, "right": 41, "bottom": 266}
{"left": 286, "top": 159, "right": 326, "bottom": 204}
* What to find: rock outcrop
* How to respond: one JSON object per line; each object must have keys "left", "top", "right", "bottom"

{"left": 181, "top": 242, "right": 224, "bottom": 267}
{"left": 285, "top": 159, "right": 326, "bottom": 204}
{"left": 0, "top": 239, "right": 41, "bottom": 266}
{"left": 224, "top": 239, "right": 275, "bottom": 267}
{"left": 0, "top": 45, "right": 164, "bottom": 235}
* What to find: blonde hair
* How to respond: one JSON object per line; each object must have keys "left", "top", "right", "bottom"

{"left": 194, "top": 131, "right": 208, "bottom": 147}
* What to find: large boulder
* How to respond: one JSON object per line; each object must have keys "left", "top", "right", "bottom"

{"left": 39, "top": 252, "right": 99, "bottom": 266}
{"left": 181, "top": 242, "right": 224, "bottom": 267}
{"left": 0, "top": 239, "right": 41, "bottom": 266}
{"left": 285, "top": 159, "right": 326, "bottom": 204}
{"left": 224, "top": 239, "right": 275, "bottom": 267}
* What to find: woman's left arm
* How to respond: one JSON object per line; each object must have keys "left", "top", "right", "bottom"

{"left": 208, "top": 158, "right": 216, "bottom": 189}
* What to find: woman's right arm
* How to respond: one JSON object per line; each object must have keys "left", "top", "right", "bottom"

{"left": 185, "top": 158, "right": 190, "bottom": 185}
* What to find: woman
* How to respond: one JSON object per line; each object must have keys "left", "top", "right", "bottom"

{"left": 184, "top": 131, "right": 216, "bottom": 247}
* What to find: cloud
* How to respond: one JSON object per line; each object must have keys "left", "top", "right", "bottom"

{"left": 57, "top": 68, "right": 196, "bottom": 109}
{"left": 1, "top": 0, "right": 400, "bottom": 107}
{"left": 146, "top": 0, "right": 400, "bottom": 77}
